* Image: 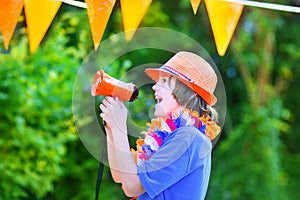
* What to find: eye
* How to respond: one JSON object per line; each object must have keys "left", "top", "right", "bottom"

{"left": 162, "top": 78, "right": 168, "bottom": 83}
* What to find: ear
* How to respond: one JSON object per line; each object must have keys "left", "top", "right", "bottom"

{"left": 168, "top": 76, "right": 177, "bottom": 90}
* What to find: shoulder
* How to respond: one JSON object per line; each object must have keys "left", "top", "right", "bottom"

{"left": 174, "top": 126, "right": 212, "bottom": 158}
{"left": 175, "top": 126, "right": 210, "bottom": 143}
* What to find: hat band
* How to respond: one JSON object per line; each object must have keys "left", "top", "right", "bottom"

{"left": 161, "top": 66, "right": 192, "bottom": 82}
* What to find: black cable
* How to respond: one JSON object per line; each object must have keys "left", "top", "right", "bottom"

{"left": 95, "top": 144, "right": 105, "bottom": 200}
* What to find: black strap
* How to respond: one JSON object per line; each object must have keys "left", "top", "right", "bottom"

{"left": 95, "top": 144, "right": 105, "bottom": 200}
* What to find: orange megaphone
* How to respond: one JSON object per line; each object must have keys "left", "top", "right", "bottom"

{"left": 91, "top": 69, "right": 139, "bottom": 102}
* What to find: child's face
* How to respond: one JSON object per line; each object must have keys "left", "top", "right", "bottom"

{"left": 152, "top": 73, "right": 181, "bottom": 118}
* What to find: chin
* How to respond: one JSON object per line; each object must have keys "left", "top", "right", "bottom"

{"left": 154, "top": 109, "right": 163, "bottom": 117}
{"left": 154, "top": 104, "right": 173, "bottom": 118}
{"left": 154, "top": 110, "right": 168, "bottom": 118}
{"left": 154, "top": 112, "right": 162, "bottom": 118}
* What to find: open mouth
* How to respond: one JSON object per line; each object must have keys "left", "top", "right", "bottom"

{"left": 155, "top": 96, "right": 163, "bottom": 103}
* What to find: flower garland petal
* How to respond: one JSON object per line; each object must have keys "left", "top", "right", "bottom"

{"left": 131, "top": 109, "right": 221, "bottom": 165}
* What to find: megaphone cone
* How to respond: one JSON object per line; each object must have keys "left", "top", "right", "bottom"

{"left": 91, "top": 70, "right": 139, "bottom": 102}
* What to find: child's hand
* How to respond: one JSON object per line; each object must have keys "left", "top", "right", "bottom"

{"left": 100, "top": 96, "right": 128, "bottom": 134}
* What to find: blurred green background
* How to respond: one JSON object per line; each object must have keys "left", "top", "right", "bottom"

{"left": 1, "top": 0, "right": 300, "bottom": 199}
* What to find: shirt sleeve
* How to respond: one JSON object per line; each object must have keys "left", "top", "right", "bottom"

{"left": 137, "top": 126, "right": 212, "bottom": 199}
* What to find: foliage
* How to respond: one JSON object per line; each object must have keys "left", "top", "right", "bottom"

{"left": 0, "top": 33, "right": 76, "bottom": 199}
{"left": 1, "top": 1, "right": 300, "bottom": 200}
{"left": 0, "top": 9, "right": 93, "bottom": 199}
{"left": 208, "top": 99, "right": 289, "bottom": 200}
{"left": 208, "top": 6, "right": 298, "bottom": 200}
{"left": 277, "top": 10, "right": 300, "bottom": 200}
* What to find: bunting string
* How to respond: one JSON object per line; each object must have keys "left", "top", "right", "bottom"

{"left": 60, "top": 0, "right": 87, "bottom": 8}
{"left": 59, "top": 0, "right": 300, "bottom": 14}
{"left": 222, "top": 0, "right": 300, "bottom": 14}
{"left": 1, "top": 0, "right": 300, "bottom": 55}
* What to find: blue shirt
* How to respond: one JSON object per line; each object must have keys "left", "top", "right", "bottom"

{"left": 137, "top": 126, "right": 212, "bottom": 200}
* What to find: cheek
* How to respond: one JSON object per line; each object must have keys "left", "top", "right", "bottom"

{"left": 154, "top": 94, "right": 180, "bottom": 117}
{"left": 164, "top": 94, "right": 180, "bottom": 109}
{"left": 170, "top": 97, "right": 180, "bottom": 108}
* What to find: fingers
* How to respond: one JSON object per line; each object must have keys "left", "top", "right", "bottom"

{"left": 115, "top": 97, "right": 126, "bottom": 110}
{"left": 111, "top": 97, "right": 124, "bottom": 109}
{"left": 101, "top": 96, "right": 112, "bottom": 108}
{"left": 99, "top": 97, "right": 111, "bottom": 125}
{"left": 101, "top": 96, "right": 124, "bottom": 110}
{"left": 99, "top": 97, "right": 127, "bottom": 124}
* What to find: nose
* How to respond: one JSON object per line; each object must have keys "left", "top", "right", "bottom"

{"left": 152, "top": 82, "right": 159, "bottom": 91}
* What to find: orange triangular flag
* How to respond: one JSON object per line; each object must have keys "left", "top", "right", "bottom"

{"left": 85, "top": 0, "right": 116, "bottom": 50}
{"left": 205, "top": 0, "right": 244, "bottom": 56}
{"left": 0, "top": 0, "right": 24, "bottom": 50}
{"left": 120, "top": 0, "right": 152, "bottom": 41}
{"left": 24, "top": 0, "right": 61, "bottom": 53}
{"left": 190, "top": 0, "right": 201, "bottom": 15}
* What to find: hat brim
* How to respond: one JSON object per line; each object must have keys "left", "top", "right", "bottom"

{"left": 145, "top": 68, "right": 217, "bottom": 106}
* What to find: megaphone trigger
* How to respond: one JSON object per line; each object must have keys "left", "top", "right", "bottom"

{"left": 91, "top": 69, "right": 139, "bottom": 102}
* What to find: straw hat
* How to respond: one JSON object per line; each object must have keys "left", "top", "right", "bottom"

{"left": 145, "top": 51, "right": 217, "bottom": 106}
